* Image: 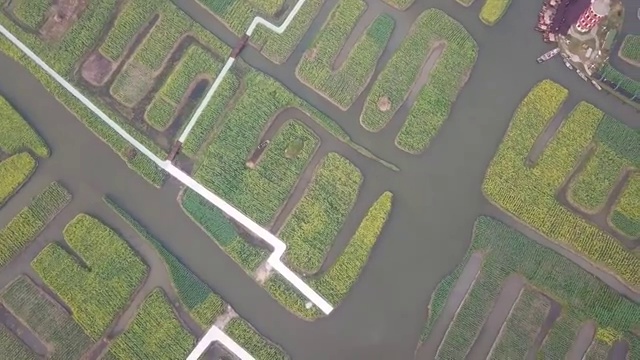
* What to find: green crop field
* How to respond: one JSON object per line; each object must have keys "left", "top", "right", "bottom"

{"left": 31, "top": 214, "right": 148, "bottom": 339}
{"left": 0, "top": 153, "right": 36, "bottom": 207}
{"left": 280, "top": 152, "right": 362, "bottom": 274}
{"left": 0, "top": 96, "right": 49, "bottom": 158}
{"left": 1, "top": 276, "right": 93, "bottom": 360}
{"left": 0, "top": 182, "right": 70, "bottom": 268}
{"left": 267, "top": 191, "right": 393, "bottom": 317}
{"left": 479, "top": 0, "right": 513, "bottom": 25}
{"left": 12, "top": 0, "right": 49, "bottom": 30}
{"left": 483, "top": 79, "right": 640, "bottom": 289}
{"left": 107, "top": 289, "right": 195, "bottom": 360}
{"left": 619, "top": 34, "right": 640, "bottom": 65}
{"left": 224, "top": 318, "right": 288, "bottom": 360}
{"left": 610, "top": 173, "right": 640, "bottom": 238}
{"left": 599, "top": 63, "right": 640, "bottom": 97}
{"left": 296, "top": 0, "right": 394, "bottom": 109}
{"left": 360, "top": 9, "right": 477, "bottom": 154}
{"left": 0, "top": 322, "right": 37, "bottom": 360}
{"left": 568, "top": 144, "right": 626, "bottom": 213}
{"left": 421, "top": 216, "right": 640, "bottom": 359}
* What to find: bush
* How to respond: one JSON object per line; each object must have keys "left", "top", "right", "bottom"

{"left": 1, "top": 276, "right": 92, "bottom": 360}
{"left": 0, "top": 96, "right": 49, "bottom": 157}
{"left": 0, "top": 153, "right": 37, "bottom": 207}
{"left": 108, "top": 289, "right": 195, "bottom": 360}
{"left": 280, "top": 153, "right": 362, "bottom": 274}
{"left": 296, "top": 1, "right": 394, "bottom": 109}
{"left": 0, "top": 181, "right": 70, "bottom": 268}
{"left": 31, "top": 214, "right": 148, "bottom": 338}
{"left": 479, "top": 0, "right": 512, "bottom": 25}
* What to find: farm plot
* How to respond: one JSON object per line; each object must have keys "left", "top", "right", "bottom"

{"left": 0, "top": 153, "right": 36, "bottom": 207}
{"left": 479, "top": 0, "right": 513, "bottom": 25}
{"left": 382, "top": 0, "right": 416, "bottom": 10}
{"left": 619, "top": 34, "right": 640, "bottom": 66}
{"left": 567, "top": 143, "right": 626, "bottom": 213}
{"left": 1, "top": 276, "right": 93, "bottom": 360}
{"left": 598, "top": 63, "right": 640, "bottom": 98}
{"left": 31, "top": 214, "right": 148, "bottom": 339}
{"left": 104, "top": 197, "right": 287, "bottom": 357}
{"left": 609, "top": 173, "right": 640, "bottom": 238}
{"left": 106, "top": 289, "right": 194, "bottom": 360}
{"left": 295, "top": 0, "right": 394, "bottom": 109}
{"left": 266, "top": 191, "right": 393, "bottom": 317}
{"left": 0, "top": 182, "right": 70, "bottom": 268}
{"left": 421, "top": 216, "right": 640, "bottom": 360}
{"left": 10, "top": 0, "right": 50, "bottom": 30}
{"left": 279, "top": 152, "right": 362, "bottom": 274}
{"left": 360, "top": 9, "right": 477, "bottom": 153}
{"left": 0, "top": 322, "right": 36, "bottom": 360}
{"left": 482, "top": 79, "right": 640, "bottom": 289}
{"left": 0, "top": 96, "right": 49, "bottom": 158}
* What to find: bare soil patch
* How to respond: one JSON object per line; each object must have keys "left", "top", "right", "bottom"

{"left": 40, "top": 0, "right": 88, "bottom": 42}
{"left": 80, "top": 52, "right": 115, "bottom": 86}
{"left": 305, "top": 47, "right": 317, "bottom": 61}
{"left": 377, "top": 96, "right": 391, "bottom": 112}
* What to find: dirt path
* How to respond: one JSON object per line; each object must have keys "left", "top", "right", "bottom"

{"left": 484, "top": 204, "right": 640, "bottom": 302}
{"left": 0, "top": 303, "right": 48, "bottom": 356}
{"left": 526, "top": 297, "right": 561, "bottom": 360}
{"left": 566, "top": 321, "right": 596, "bottom": 360}
{"left": 468, "top": 274, "right": 525, "bottom": 360}
{"left": 331, "top": 6, "right": 378, "bottom": 71}
{"left": 415, "top": 252, "right": 483, "bottom": 359}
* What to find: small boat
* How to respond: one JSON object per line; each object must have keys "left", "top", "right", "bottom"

{"left": 537, "top": 48, "right": 560, "bottom": 63}
{"left": 257, "top": 140, "right": 270, "bottom": 150}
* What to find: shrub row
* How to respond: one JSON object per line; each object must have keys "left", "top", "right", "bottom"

{"left": 361, "top": 9, "right": 477, "bottom": 153}
{"left": 1, "top": 276, "right": 92, "bottom": 360}
{"left": 224, "top": 318, "right": 288, "bottom": 360}
{"left": 0, "top": 153, "right": 37, "bottom": 207}
{"left": 280, "top": 152, "right": 362, "bottom": 274}
{"left": 479, "top": 0, "right": 513, "bottom": 26}
{"left": 619, "top": 34, "right": 640, "bottom": 66}
{"left": 0, "top": 181, "right": 70, "bottom": 268}
{"left": 609, "top": 173, "right": 640, "bottom": 237}
{"left": 423, "top": 217, "right": 640, "bottom": 359}
{"left": 31, "top": 214, "right": 148, "bottom": 338}
{"left": 0, "top": 95, "right": 49, "bottom": 157}
{"left": 104, "top": 196, "right": 225, "bottom": 327}
{"left": 107, "top": 289, "right": 195, "bottom": 360}
{"left": 296, "top": 0, "right": 394, "bottom": 109}
{"left": 482, "top": 80, "right": 640, "bottom": 288}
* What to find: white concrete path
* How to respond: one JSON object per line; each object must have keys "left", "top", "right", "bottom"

{"left": 0, "top": 0, "right": 334, "bottom": 358}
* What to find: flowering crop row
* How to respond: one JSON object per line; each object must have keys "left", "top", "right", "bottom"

{"left": 421, "top": 216, "right": 640, "bottom": 358}
{"left": 296, "top": 0, "right": 394, "bottom": 109}
{"left": 224, "top": 318, "right": 288, "bottom": 360}
{"left": 0, "top": 323, "right": 36, "bottom": 360}
{"left": 361, "top": 9, "right": 477, "bottom": 154}
{"left": 619, "top": 35, "right": 640, "bottom": 65}
{"left": 12, "top": 0, "right": 49, "bottom": 30}
{"left": 0, "top": 153, "right": 36, "bottom": 207}
{"left": 567, "top": 144, "right": 626, "bottom": 213}
{"left": 479, "top": 0, "right": 513, "bottom": 26}
{"left": 0, "top": 96, "right": 49, "bottom": 158}
{"left": 482, "top": 79, "right": 640, "bottom": 288}
{"left": 0, "top": 181, "right": 70, "bottom": 268}
{"left": 488, "top": 287, "right": 550, "bottom": 359}
{"left": 104, "top": 196, "right": 225, "bottom": 327}
{"left": 107, "top": 289, "right": 195, "bottom": 360}
{"left": 609, "top": 173, "right": 640, "bottom": 238}
{"left": 280, "top": 152, "right": 362, "bottom": 274}
{"left": 31, "top": 214, "right": 148, "bottom": 339}
{"left": 1, "top": 276, "right": 92, "bottom": 360}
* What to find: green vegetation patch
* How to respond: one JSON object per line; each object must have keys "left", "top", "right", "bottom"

{"left": 107, "top": 289, "right": 195, "bottom": 360}
{"left": 296, "top": 0, "right": 394, "bottom": 109}
{"left": 0, "top": 323, "right": 37, "bottom": 360}
{"left": 267, "top": 191, "right": 393, "bottom": 317}
{"left": 619, "top": 34, "right": 640, "bottom": 66}
{"left": 104, "top": 197, "right": 225, "bottom": 327}
{"left": 482, "top": 79, "right": 640, "bottom": 288}
{"left": 0, "top": 181, "right": 70, "bottom": 268}
{"left": 479, "top": 0, "right": 512, "bottom": 26}
{"left": 280, "top": 152, "right": 362, "bottom": 274}
{"left": 31, "top": 214, "right": 148, "bottom": 338}
{"left": 1, "top": 276, "right": 93, "bottom": 360}
{"left": 599, "top": 63, "right": 640, "bottom": 97}
{"left": 488, "top": 287, "right": 550, "bottom": 359}
{"left": 225, "top": 318, "right": 288, "bottom": 360}
{"left": 0, "top": 96, "right": 49, "bottom": 157}
{"left": 423, "top": 217, "right": 640, "bottom": 359}
{"left": 361, "top": 9, "right": 477, "bottom": 153}
{"left": 12, "top": 0, "right": 49, "bottom": 29}
{"left": 568, "top": 144, "right": 626, "bottom": 213}
{"left": 0, "top": 153, "right": 37, "bottom": 207}
{"left": 610, "top": 173, "right": 640, "bottom": 237}
{"left": 382, "top": 0, "right": 415, "bottom": 10}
